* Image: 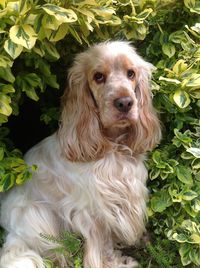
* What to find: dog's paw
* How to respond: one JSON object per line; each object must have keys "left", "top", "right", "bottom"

{"left": 118, "top": 255, "right": 138, "bottom": 268}
{"left": 105, "top": 250, "right": 138, "bottom": 268}
{"left": 2, "top": 259, "right": 42, "bottom": 268}
{"left": 0, "top": 250, "right": 45, "bottom": 268}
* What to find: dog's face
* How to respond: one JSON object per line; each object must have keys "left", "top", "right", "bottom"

{"left": 59, "top": 41, "right": 161, "bottom": 161}
{"left": 87, "top": 53, "right": 139, "bottom": 128}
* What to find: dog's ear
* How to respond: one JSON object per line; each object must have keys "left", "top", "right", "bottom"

{"left": 58, "top": 52, "right": 110, "bottom": 162}
{"left": 130, "top": 63, "right": 161, "bottom": 154}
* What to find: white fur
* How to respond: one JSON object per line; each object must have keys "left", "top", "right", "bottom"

{"left": 0, "top": 134, "right": 147, "bottom": 268}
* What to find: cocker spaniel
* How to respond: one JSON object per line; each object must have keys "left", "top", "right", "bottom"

{"left": 0, "top": 41, "right": 161, "bottom": 268}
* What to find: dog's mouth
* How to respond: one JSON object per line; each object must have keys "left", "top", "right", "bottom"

{"left": 118, "top": 113, "right": 130, "bottom": 120}
{"left": 114, "top": 115, "right": 132, "bottom": 128}
{"left": 100, "top": 105, "right": 137, "bottom": 129}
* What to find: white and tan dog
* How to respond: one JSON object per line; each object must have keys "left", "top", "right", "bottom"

{"left": 0, "top": 41, "right": 161, "bottom": 268}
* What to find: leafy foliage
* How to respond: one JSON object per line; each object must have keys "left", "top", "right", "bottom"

{"left": 0, "top": 0, "right": 199, "bottom": 267}
{"left": 143, "top": 1, "right": 200, "bottom": 266}
{"left": 40, "top": 232, "right": 83, "bottom": 268}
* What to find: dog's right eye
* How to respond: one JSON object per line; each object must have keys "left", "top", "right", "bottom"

{"left": 127, "top": 69, "right": 135, "bottom": 80}
{"left": 94, "top": 72, "right": 105, "bottom": 84}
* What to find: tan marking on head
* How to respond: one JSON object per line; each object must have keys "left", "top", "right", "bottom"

{"left": 116, "top": 55, "right": 134, "bottom": 69}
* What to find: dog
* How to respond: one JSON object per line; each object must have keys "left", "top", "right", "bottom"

{"left": 0, "top": 41, "right": 161, "bottom": 268}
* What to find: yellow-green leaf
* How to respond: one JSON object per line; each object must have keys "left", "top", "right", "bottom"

{"left": 190, "top": 234, "right": 200, "bottom": 244}
{"left": 49, "top": 24, "right": 69, "bottom": 42}
{"left": 171, "top": 233, "right": 188, "bottom": 243}
{"left": 1, "top": 84, "right": 15, "bottom": 93}
{"left": 42, "top": 4, "right": 77, "bottom": 23}
{"left": 42, "top": 41, "right": 60, "bottom": 60}
{"left": 4, "top": 39, "right": 23, "bottom": 59}
{"left": 162, "top": 43, "right": 176, "bottom": 58}
{"left": 0, "top": 0, "right": 6, "bottom": 8}
{"left": 24, "top": 88, "right": 39, "bottom": 101}
{"left": 16, "top": 173, "right": 25, "bottom": 185}
{"left": 136, "top": 8, "right": 153, "bottom": 20}
{"left": 43, "top": 259, "right": 54, "bottom": 268}
{"left": 9, "top": 25, "right": 37, "bottom": 49}
{"left": 192, "top": 159, "right": 200, "bottom": 169}
{"left": 42, "top": 14, "right": 61, "bottom": 30}
{"left": 149, "top": 169, "right": 160, "bottom": 180}
{"left": 137, "top": 23, "right": 146, "bottom": 34}
{"left": 0, "top": 8, "right": 7, "bottom": 18}
{"left": 6, "top": 1, "right": 19, "bottom": 13}
{"left": 189, "top": 89, "right": 200, "bottom": 99}
{"left": 176, "top": 165, "right": 193, "bottom": 185}
{"left": 0, "top": 173, "right": 15, "bottom": 191}
{"left": 92, "top": 7, "right": 115, "bottom": 18}
{"left": 173, "top": 60, "right": 188, "bottom": 75}
{"left": 184, "top": 0, "right": 195, "bottom": 9}
{"left": 173, "top": 89, "right": 191, "bottom": 108}
{"left": 25, "top": 14, "right": 37, "bottom": 26}
{"left": 184, "top": 0, "right": 200, "bottom": 14}
{"left": 0, "top": 93, "right": 12, "bottom": 116}
{"left": 106, "top": 16, "right": 121, "bottom": 26}
{"left": 0, "top": 67, "right": 15, "bottom": 83}
{"left": 0, "top": 147, "right": 4, "bottom": 161}
{"left": 33, "top": 46, "right": 45, "bottom": 57}
{"left": 74, "top": 8, "right": 95, "bottom": 19}
{"left": 17, "top": 73, "right": 42, "bottom": 101}
{"left": 159, "top": 76, "right": 181, "bottom": 84}
{"left": 0, "top": 55, "right": 13, "bottom": 68}
{"left": 169, "top": 30, "right": 187, "bottom": 44}
{"left": 182, "top": 191, "right": 198, "bottom": 201}
{"left": 77, "top": 0, "right": 98, "bottom": 6}
{"left": 69, "top": 26, "right": 82, "bottom": 44}
{"left": 19, "top": 0, "right": 31, "bottom": 15}
{"left": 187, "top": 147, "right": 200, "bottom": 158}
{"left": 191, "top": 23, "right": 200, "bottom": 34}
{"left": 186, "top": 74, "right": 200, "bottom": 88}
{"left": 0, "top": 114, "right": 7, "bottom": 123}
{"left": 151, "top": 191, "right": 172, "bottom": 212}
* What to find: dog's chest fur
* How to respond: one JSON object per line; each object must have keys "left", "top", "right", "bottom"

{"left": 25, "top": 134, "right": 148, "bottom": 244}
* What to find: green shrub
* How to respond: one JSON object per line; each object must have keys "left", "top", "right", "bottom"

{"left": 41, "top": 231, "right": 83, "bottom": 268}
{"left": 0, "top": 0, "right": 199, "bottom": 267}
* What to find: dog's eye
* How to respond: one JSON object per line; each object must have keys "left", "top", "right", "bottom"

{"left": 94, "top": 72, "right": 105, "bottom": 84}
{"left": 127, "top": 69, "right": 135, "bottom": 80}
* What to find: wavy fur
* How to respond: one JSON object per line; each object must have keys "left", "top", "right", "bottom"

{"left": 0, "top": 41, "right": 161, "bottom": 268}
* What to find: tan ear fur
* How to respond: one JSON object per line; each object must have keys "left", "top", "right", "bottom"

{"left": 129, "top": 65, "right": 161, "bottom": 154}
{"left": 58, "top": 56, "right": 110, "bottom": 162}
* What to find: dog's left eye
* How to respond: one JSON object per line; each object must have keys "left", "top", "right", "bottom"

{"left": 127, "top": 69, "right": 135, "bottom": 80}
{"left": 94, "top": 72, "right": 105, "bottom": 84}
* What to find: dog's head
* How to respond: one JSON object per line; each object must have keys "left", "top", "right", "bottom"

{"left": 59, "top": 41, "right": 161, "bottom": 161}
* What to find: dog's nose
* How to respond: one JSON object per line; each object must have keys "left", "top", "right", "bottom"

{"left": 114, "top": 97, "right": 133, "bottom": 113}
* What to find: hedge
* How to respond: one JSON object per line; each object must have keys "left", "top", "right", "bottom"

{"left": 0, "top": 0, "right": 200, "bottom": 267}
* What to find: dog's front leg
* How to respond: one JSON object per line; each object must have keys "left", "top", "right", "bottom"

{"left": 70, "top": 212, "right": 108, "bottom": 268}
{"left": 84, "top": 228, "right": 104, "bottom": 268}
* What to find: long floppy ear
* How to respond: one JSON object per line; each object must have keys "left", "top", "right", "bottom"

{"left": 130, "top": 63, "right": 161, "bottom": 154}
{"left": 58, "top": 53, "right": 110, "bottom": 162}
